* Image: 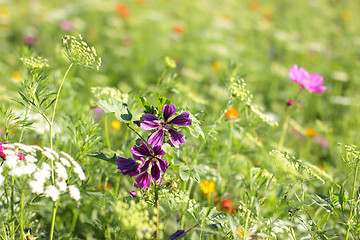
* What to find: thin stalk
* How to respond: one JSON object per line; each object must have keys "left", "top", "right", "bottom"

{"left": 345, "top": 160, "right": 359, "bottom": 240}
{"left": 157, "top": 69, "right": 167, "bottom": 85}
{"left": 10, "top": 177, "right": 14, "bottom": 240}
{"left": 126, "top": 123, "right": 148, "bottom": 144}
{"left": 104, "top": 115, "right": 111, "bottom": 149}
{"left": 277, "top": 105, "right": 292, "bottom": 151}
{"left": 19, "top": 191, "right": 25, "bottom": 239}
{"left": 154, "top": 183, "right": 159, "bottom": 240}
{"left": 18, "top": 103, "right": 30, "bottom": 143}
{"left": 50, "top": 62, "right": 73, "bottom": 149}
{"left": 49, "top": 198, "right": 60, "bottom": 240}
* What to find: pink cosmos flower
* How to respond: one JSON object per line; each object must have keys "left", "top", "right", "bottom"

{"left": 288, "top": 65, "right": 326, "bottom": 94}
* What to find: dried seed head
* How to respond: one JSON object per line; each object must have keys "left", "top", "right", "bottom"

{"left": 62, "top": 34, "right": 101, "bottom": 71}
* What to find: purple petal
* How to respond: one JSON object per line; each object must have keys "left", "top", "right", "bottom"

{"left": 140, "top": 114, "right": 162, "bottom": 130}
{"left": 130, "top": 190, "right": 137, "bottom": 197}
{"left": 162, "top": 104, "right": 176, "bottom": 122}
{"left": 168, "top": 112, "right": 192, "bottom": 126}
{"left": 168, "top": 128, "right": 186, "bottom": 148}
{"left": 148, "top": 128, "right": 165, "bottom": 147}
{"left": 138, "top": 160, "right": 151, "bottom": 173}
{"left": 153, "top": 145, "right": 166, "bottom": 156}
{"left": 134, "top": 172, "right": 150, "bottom": 189}
{"left": 157, "top": 158, "right": 168, "bottom": 172}
{"left": 131, "top": 142, "right": 152, "bottom": 160}
{"left": 169, "top": 230, "right": 186, "bottom": 239}
{"left": 151, "top": 163, "right": 161, "bottom": 183}
{"left": 116, "top": 157, "right": 139, "bottom": 176}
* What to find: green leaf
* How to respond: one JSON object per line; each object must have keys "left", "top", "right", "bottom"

{"left": 190, "top": 168, "right": 200, "bottom": 183}
{"left": 135, "top": 96, "right": 156, "bottom": 114}
{"left": 187, "top": 112, "right": 205, "bottom": 139}
{"left": 155, "top": 93, "right": 168, "bottom": 112}
{"left": 97, "top": 98, "right": 132, "bottom": 122}
{"left": 88, "top": 152, "right": 118, "bottom": 165}
{"left": 179, "top": 165, "right": 190, "bottom": 181}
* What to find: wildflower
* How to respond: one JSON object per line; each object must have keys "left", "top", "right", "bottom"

{"left": 249, "top": 1, "right": 260, "bottom": 11}
{"left": 225, "top": 106, "right": 239, "bottom": 120}
{"left": 211, "top": 61, "right": 223, "bottom": 71}
{"left": 130, "top": 190, "right": 137, "bottom": 197}
{"left": 69, "top": 185, "right": 81, "bottom": 201}
{"left": 220, "top": 199, "right": 235, "bottom": 213}
{"left": 288, "top": 64, "right": 326, "bottom": 94}
{"left": 305, "top": 128, "right": 316, "bottom": 137}
{"left": 140, "top": 104, "right": 192, "bottom": 148}
{"left": 115, "top": 3, "right": 129, "bottom": 19}
{"left": 117, "top": 141, "right": 168, "bottom": 189}
{"left": 11, "top": 72, "right": 22, "bottom": 82}
{"left": 173, "top": 24, "right": 185, "bottom": 34}
{"left": 24, "top": 35, "right": 35, "bottom": 46}
{"left": 0, "top": 7, "right": 10, "bottom": 19}
{"left": 341, "top": 10, "right": 352, "bottom": 21}
{"left": 45, "top": 185, "right": 60, "bottom": 201}
{"left": 169, "top": 230, "right": 186, "bottom": 239}
{"left": 314, "top": 135, "right": 329, "bottom": 148}
{"left": 199, "top": 180, "right": 215, "bottom": 194}
{"left": 60, "top": 20, "right": 74, "bottom": 31}
{"left": 111, "top": 121, "right": 121, "bottom": 130}
{"left": 92, "top": 107, "right": 104, "bottom": 123}
{"left": 62, "top": 34, "right": 101, "bottom": 70}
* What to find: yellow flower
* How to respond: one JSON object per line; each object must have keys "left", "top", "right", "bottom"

{"left": 305, "top": 128, "right": 316, "bottom": 137}
{"left": 11, "top": 72, "right": 22, "bottom": 82}
{"left": 211, "top": 61, "right": 223, "bottom": 71}
{"left": 111, "top": 121, "right": 121, "bottom": 130}
{"left": 0, "top": 7, "right": 10, "bottom": 19}
{"left": 237, "top": 228, "right": 243, "bottom": 238}
{"left": 199, "top": 180, "right": 215, "bottom": 194}
{"left": 341, "top": 10, "right": 352, "bottom": 21}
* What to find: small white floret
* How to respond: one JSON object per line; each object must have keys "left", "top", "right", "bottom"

{"left": 45, "top": 185, "right": 60, "bottom": 201}
{"left": 68, "top": 185, "right": 81, "bottom": 201}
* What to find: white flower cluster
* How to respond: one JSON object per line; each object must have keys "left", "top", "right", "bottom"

{"left": 160, "top": 189, "right": 198, "bottom": 213}
{"left": 0, "top": 142, "right": 84, "bottom": 202}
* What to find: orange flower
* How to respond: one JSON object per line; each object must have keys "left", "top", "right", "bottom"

{"left": 262, "top": 7, "right": 273, "bottom": 22}
{"left": 111, "top": 121, "right": 121, "bottom": 130}
{"left": 305, "top": 128, "right": 316, "bottom": 137}
{"left": 98, "top": 182, "right": 113, "bottom": 190}
{"left": 249, "top": 1, "right": 260, "bottom": 12}
{"left": 115, "top": 3, "right": 129, "bottom": 19}
{"left": 173, "top": 24, "right": 185, "bottom": 34}
{"left": 225, "top": 106, "right": 239, "bottom": 120}
{"left": 136, "top": 0, "right": 145, "bottom": 3}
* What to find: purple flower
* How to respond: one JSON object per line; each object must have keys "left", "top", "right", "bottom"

{"left": 169, "top": 230, "right": 186, "bottom": 239}
{"left": 116, "top": 141, "right": 168, "bottom": 189}
{"left": 130, "top": 190, "right": 137, "bottom": 197}
{"left": 288, "top": 65, "right": 326, "bottom": 94}
{"left": 24, "top": 35, "right": 35, "bottom": 46}
{"left": 140, "top": 104, "right": 192, "bottom": 148}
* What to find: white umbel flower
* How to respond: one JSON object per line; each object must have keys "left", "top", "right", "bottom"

{"left": 57, "top": 180, "right": 67, "bottom": 192}
{"left": 55, "top": 162, "right": 68, "bottom": 180}
{"left": 68, "top": 185, "right": 81, "bottom": 201}
{"left": 29, "top": 180, "right": 45, "bottom": 195}
{"left": 45, "top": 185, "right": 60, "bottom": 201}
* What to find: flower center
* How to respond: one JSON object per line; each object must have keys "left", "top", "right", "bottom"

{"left": 305, "top": 79, "right": 310, "bottom": 85}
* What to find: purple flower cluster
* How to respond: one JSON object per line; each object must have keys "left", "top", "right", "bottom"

{"left": 289, "top": 65, "right": 326, "bottom": 94}
{"left": 116, "top": 104, "right": 192, "bottom": 189}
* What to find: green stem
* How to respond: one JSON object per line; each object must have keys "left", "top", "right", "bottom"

{"left": 104, "top": 115, "right": 111, "bottom": 149}
{"left": 154, "top": 183, "right": 159, "bottom": 240}
{"left": 50, "top": 63, "right": 73, "bottom": 149}
{"left": 49, "top": 198, "right": 60, "bottom": 240}
{"left": 157, "top": 69, "right": 167, "bottom": 85}
{"left": 277, "top": 105, "right": 292, "bottom": 151}
{"left": 10, "top": 177, "right": 14, "bottom": 240}
{"left": 345, "top": 160, "right": 359, "bottom": 240}
{"left": 18, "top": 103, "right": 30, "bottom": 143}
{"left": 19, "top": 191, "right": 25, "bottom": 239}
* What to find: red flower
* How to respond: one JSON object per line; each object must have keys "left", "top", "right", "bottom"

{"left": 221, "top": 199, "right": 235, "bottom": 213}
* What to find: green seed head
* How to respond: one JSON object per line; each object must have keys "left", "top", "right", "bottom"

{"left": 62, "top": 34, "right": 101, "bottom": 71}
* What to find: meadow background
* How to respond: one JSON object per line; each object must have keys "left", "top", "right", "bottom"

{"left": 1, "top": 0, "right": 360, "bottom": 239}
